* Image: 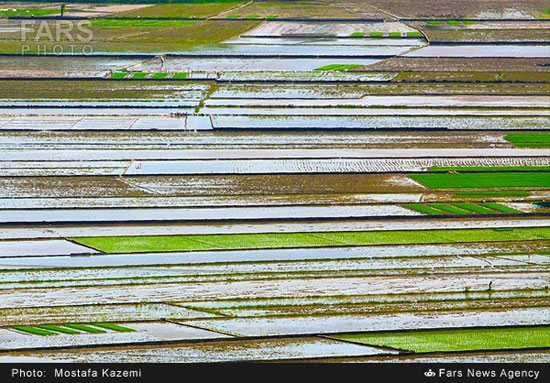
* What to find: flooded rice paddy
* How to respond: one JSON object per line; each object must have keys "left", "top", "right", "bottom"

{"left": 0, "top": 15, "right": 548, "bottom": 362}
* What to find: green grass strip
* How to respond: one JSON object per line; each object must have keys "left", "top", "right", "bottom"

{"left": 479, "top": 203, "right": 523, "bottom": 214}
{"left": 429, "top": 203, "right": 471, "bottom": 215}
{"left": 447, "top": 20, "right": 461, "bottom": 26}
{"left": 332, "top": 326, "right": 550, "bottom": 353}
{"left": 172, "top": 72, "right": 188, "bottom": 79}
{"left": 388, "top": 32, "right": 402, "bottom": 38}
{"left": 71, "top": 227, "right": 550, "bottom": 254}
{"left": 350, "top": 32, "right": 365, "bottom": 38}
{"left": 369, "top": 32, "right": 384, "bottom": 38}
{"left": 402, "top": 204, "right": 446, "bottom": 215}
{"left": 152, "top": 73, "right": 169, "bottom": 80}
{"left": 92, "top": 323, "right": 135, "bottom": 333}
{"left": 37, "top": 324, "right": 82, "bottom": 335}
{"left": 314, "top": 64, "right": 361, "bottom": 71}
{"left": 63, "top": 324, "right": 106, "bottom": 334}
{"left": 12, "top": 326, "right": 57, "bottom": 336}
{"left": 426, "top": 20, "right": 442, "bottom": 25}
{"left": 131, "top": 72, "right": 148, "bottom": 79}
{"left": 406, "top": 31, "right": 422, "bottom": 37}
{"left": 451, "top": 203, "right": 497, "bottom": 214}
{"left": 410, "top": 172, "right": 550, "bottom": 189}
{"left": 110, "top": 72, "right": 129, "bottom": 79}
{"left": 505, "top": 133, "right": 550, "bottom": 148}
{"left": 454, "top": 190, "right": 529, "bottom": 198}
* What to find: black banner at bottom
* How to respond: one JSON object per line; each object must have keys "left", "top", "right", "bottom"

{"left": 1, "top": 363, "right": 548, "bottom": 383}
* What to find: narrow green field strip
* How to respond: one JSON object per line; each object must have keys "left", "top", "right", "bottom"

{"left": 151, "top": 73, "right": 169, "bottom": 80}
{"left": 63, "top": 324, "right": 106, "bottom": 334}
{"left": 479, "top": 203, "right": 523, "bottom": 214}
{"left": 410, "top": 172, "right": 550, "bottom": 189}
{"left": 331, "top": 326, "right": 550, "bottom": 353}
{"left": 403, "top": 204, "right": 446, "bottom": 215}
{"left": 314, "top": 64, "right": 362, "bottom": 71}
{"left": 109, "top": 72, "right": 130, "bottom": 79}
{"left": 12, "top": 325, "right": 57, "bottom": 336}
{"left": 404, "top": 203, "right": 524, "bottom": 215}
{"left": 71, "top": 227, "right": 550, "bottom": 254}
{"left": 506, "top": 133, "right": 550, "bottom": 148}
{"left": 430, "top": 166, "right": 550, "bottom": 172}
{"left": 452, "top": 203, "right": 498, "bottom": 214}
{"left": 454, "top": 191, "right": 530, "bottom": 198}
{"left": 430, "top": 203, "right": 471, "bottom": 215}
{"left": 92, "top": 323, "right": 135, "bottom": 333}
{"left": 36, "top": 324, "right": 81, "bottom": 335}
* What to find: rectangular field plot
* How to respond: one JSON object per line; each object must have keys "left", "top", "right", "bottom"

{"left": 71, "top": 227, "right": 550, "bottom": 253}
{"left": 188, "top": 308, "right": 550, "bottom": 337}
{"left": 331, "top": 326, "right": 550, "bottom": 353}
{"left": 0, "top": 337, "right": 392, "bottom": 363}
{"left": 1, "top": 322, "right": 228, "bottom": 351}
{"left": 410, "top": 172, "right": 550, "bottom": 189}
{"left": 0, "top": 303, "right": 214, "bottom": 327}
{"left": 506, "top": 133, "right": 550, "bottom": 148}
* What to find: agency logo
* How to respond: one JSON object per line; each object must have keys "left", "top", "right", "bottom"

{"left": 424, "top": 369, "right": 436, "bottom": 378}
{"left": 18, "top": 20, "right": 94, "bottom": 55}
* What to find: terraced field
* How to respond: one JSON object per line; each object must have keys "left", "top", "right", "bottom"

{"left": 0, "top": 0, "right": 548, "bottom": 365}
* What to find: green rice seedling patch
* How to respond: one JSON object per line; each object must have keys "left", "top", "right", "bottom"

{"left": 109, "top": 72, "right": 129, "bottom": 79}
{"left": 12, "top": 326, "right": 57, "bottom": 336}
{"left": 71, "top": 227, "right": 550, "bottom": 254}
{"left": 479, "top": 203, "right": 523, "bottom": 214}
{"left": 452, "top": 203, "right": 498, "bottom": 214}
{"left": 410, "top": 172, "right": 550, "bottom": 189}
{"left": 266, "top": 15, "right": 278, "bottom": 19}
{"left": 152, "top": 73, "right": 169, "bottom": 80}
{"left": 350, "top": 32, "right": 365, "bottom": 38}
{"left": 446, "top": 20, "right": 461, "bottom": 26}
{"left": 199, "top": 233, "right": 339, "bottom": 249}
{"left": 406, "top": 31, "right": 422, "bottom": 37}
{"left": 92, "top": 323, "right": 135, "bottom": 333}
{"left": 226, "top": 14, "right": 241, "bottom": 19}
{"left": 429, "top": 203, "right": 471, "bottom": 215}
{"left": 388, "top": 32, "right": 402, "bottom": 38}
{"left": 172, "top": 72, "right": 188, "bottom": 79}
{"left": 426, "top": 20, "right": 442, "bottom": 26}
{"left": 63, "top": 324, "right": 106, "bottom": 334}
{"left": 331, "top": 326, "right": 550, "bottom": 353}
{"left": 454, "top": 190, "right": 529, "bottom": 198}
{"left": 403, "top": 204, "right": 446, "bottom": 215}
{"left": 463, "top": 20, "right": 475, "bottom": 25}
{"left": 131, "top": 72, "right": 148, "bottom": 79}
{"left": 369, "top": 32, "right": 384, "bottom": 38}
{"left": 243, "top": 15, "right": 260, "bottom": 19}
{"left": 505, "top": 133, "right": 550, "bottom": 148}
{"left": 314, "top": 64, "right": 361, "bottom": 71}
{"left": 72, "top": 235, "right": 219, "bottom": 253}
{"left": 37, "top": 324, "right": 81, "bottom": 335}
